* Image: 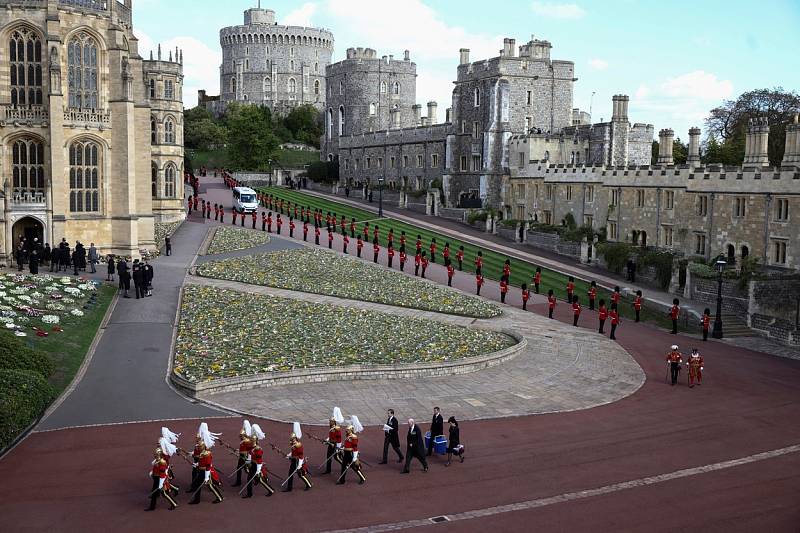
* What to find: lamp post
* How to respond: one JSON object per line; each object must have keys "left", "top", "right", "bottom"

{"left": 378, "top": 176, "right": 385, "bottom": 218}
{"left": 712, "top": 256, "right": 726, "bottom": 339}
{"left": 267, "top": 159, "right": 273, "bottom": 187}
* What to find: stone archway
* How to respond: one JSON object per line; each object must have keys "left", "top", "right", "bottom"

{"left": 12, "top": 216, "right": 44, "bottom": 250}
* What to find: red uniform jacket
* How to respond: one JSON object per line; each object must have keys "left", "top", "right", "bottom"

{"left": 702, "top": 314, "right": 710, "bottom": 330}
{"left": 599, "top": 305, "right": 608, "bottom": 321}
{"left": 573, "top": 302, "right": 581, "bottom": 316}
{"left": 291, "top": 442, "right": 307, "bottom": 472}
{"left": 415, "top": 254, "right": 421, "bottom": 266}
{"left": 666, "top": 350, "right": 682, "bottom": 363}
{"left": 475, "top": 257, "right": 483, "bottom": 269}
{"left": 567, "top": 281, "right": 575, "bottom": 294}
{"left": 443, "top": 247, "right": 450, "bottom": 259}
{"left": 456, "top": 250, "right": 464, "bottom": 262}
{"left": 329, "top": 427, "right": 342, "bottom": 444}
{"left": 610, "top": 310, "right": 620, "bottom": 325}
{"left": 400, "top": 251, "right": 407, "bottom": 263}
{"left": 588, "top": 287, "right": 596, "bottom": 301}
{"left": 277, "top": 217, "right": 283, "bottom": 228}
{"left": 328, "top": 231, "right": 334, "bottom": 242}
{"left": 303, "top": 223, "right": 309, "bottom": 235}
{"left": 670, "top": 305, "right": 680, "bottom": 320}
{"left": 343, "top": 235, "right": 350, "bottom": 246}
{"left": 500, "top": 280, "right": 508, "bottom": 294}
{"left": 350, "top": 222, "right": 356, "bottom": 233}
{"left": 239, "top": 439, "right": 253, "bottom": 456}
{"left": 373, "top": 243, "right": 380, "bottom": 254}
{"left": 357, "top": 238, "right": 363, "bottom": 250}
{"left": 152, "top": 459, "right": 168, "bottom": 479}
{"left": 261, "top": 212, "right": 267, "bottom": 222}
{"left": 388, "top": 247, "right": 395, "bottom": 258}
{"left": 315, "top": 227, "right": 321, "bottom": 238}
{"left": 503, "top": 265, "right": 511, "bottom": 277}
{"left": 447, "top": 264, "right": 454, "bottom": 278}
{"left": 612, "top": 292, "right": 621, "bottom": 305}
{"left": 430, "top": 243, "right": 437, "bottom": 255}
{"left": 421, "top": 257, "right": 429, "bottom": 269}
{"left": 198, "top": 451, "right": 220, "bottom": 483}
{"left": 634, "top": 296, "right": 642, "bottom": 311}
{"left": 548, "top": 295, "right": 556, "bottom": 309}
{"left": 267, "top": 216, "right": 273, "bottom": 227}
{"left": 476, "top": 275, "right": 484, "bottom": 287}
{"left": 344, "top": 435, "right": 359, "bottom": 452}
{"left": 251, "top": 212, "right": 257, "bottom": 221}
{"left": 688, "top": 355, "right": 703, "bottom": 369}
{"left": 289, "top": 221, "right": 296, "bottom": 231}
{"left": 534, "top": 272, "right": 541, "bottom": 285}
{"left": 522, "top": 289, "right": 530, "bottom": 302}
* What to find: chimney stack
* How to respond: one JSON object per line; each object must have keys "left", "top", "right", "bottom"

{"left": 445, "top": 108, "right": 452, "bottom": 123}
{"left": 412, "top": 104, "right": 422, "bottom": 125}
{"left": 459, "top": 48, "right": 470, "bottom": 65}
{"left": 404, "top": 50, "right": 410, "bottom": 61}
{"left": 743, "top": 117, "right": 770, "bottom": 166}
{"left": 611, "top": 94, "right": 629, "bottom": 122}
{"left": 427, "top": 101, "right": 438, "bottom": 123}
{"left": 658, "top": 129, "right": 675, "bottom": 165}
{"left": 781, "top": 114, "right": 800, "bottom": 167}
{"left": 687, "top": 127, "right": 701, "bottom": 167}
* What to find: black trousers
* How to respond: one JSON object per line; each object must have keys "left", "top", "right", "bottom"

{"left": 382, "top": 435, "right": 403, "bottom": 463}
{"left": 573, "top": 314, "right": 579, "bottom": 326}
{"left": 415, "top": 265, "right": 419, "bottom": 276}
{"left": 234, "top": 455, "right": 247, "bottom": 486}
{"left": 534, "top": 283, "right": 540, "bottom": 294}
{"left": 589, "top": 299, "right": 595, "bottom": 311}
{"left": 635, "top": 309, "right": 640, "bottom": 322}
{"left": 189, "top": 471, "right": 223, "bottom": 503}
{"left": 448, "top": 277, "right": 452, "bottom": 287}
{"left": 339, "top": 450, "right": 365, "bottom": 483}
{"left": 703, "top": 329, "right": 708, "bottom": 341}
{"left": 285, "top": 458, "right": 311, "bottom": 491}
{"left": 610, "top": 323, "right": 617, "bottom": 340}
{"left": 670, "top": 362, "right": 680, "bottom": 384}
{"left": 403, "top": 446, "right": 428, "bottom": 471}
{"left": 400, "top": 261, "right": 405, "bottom": 272}
{"left": 147, "top": 475, "right": 177, "bottom": 510}
{"left": 548, "top": 308, "right": 553, "bottom": 319}
{"left": 324, "top": 444, "right": 341, "bottom": 474}
{"left": 599, "top": 319, "right": 605, "bottom": 333}
{"left": 671, "top": 319, "right": 678, "bottom": 334}
{"left": 245, "top": 464, "right": 274, "bottom": 497}
{"left": 458, "top": 260, "right": 463, "bottom": 271}
{"left": 427, "top": 433, "right": 442, "bottom": 456}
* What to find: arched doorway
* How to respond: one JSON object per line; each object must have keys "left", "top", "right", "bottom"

{"left": 640, "top": 230, "right": 647, "bottom": 247}
{"left": 12, "top": 216, "right": 44, "bottom": 250}
{"left": 741, "top": 245, "right": 749, "bottom": 260}
{"left": 727, "top": 244, "right": 735, "bottom": 262}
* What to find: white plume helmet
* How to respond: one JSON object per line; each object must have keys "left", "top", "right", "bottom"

{"left": 161, "top": 426, "right": 180, "bottom": 444}
{"left": 350, "top": 415, "right": 364, "bottom": 434}
{"left": 292, "top": 421, "right": 302, "bottom": 439}
{"left": 242, "top": 419, "right": 252, "bottom": 437}
{"left": 332, "top": 406, "right": 344, "bottom": 424}
{"left": 199, "top": 422, "right": 221, "bottom": 449}
{"left": 671, "top": 345, "right": 679, "bottom": 350}
{"left": 197, "top": 422, "right": 209, "bottom": 436}
{"left": 158, "top": 436, "right": 177, "bottom": 457}
{"left": 252, "top": 424, "right": 266, "bottom": 441}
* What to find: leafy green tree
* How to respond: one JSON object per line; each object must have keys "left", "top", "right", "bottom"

{"left": 185, "top": 118, "right": 228, "bottom": 151}
{"left": 224, "top": 104, "right": 279, "bottom": 170}
{"left": 672, "top": 138, "right": 688, "bottom": 165}
{"left": 283, "top": 105, "right": 323, "bottom": 148}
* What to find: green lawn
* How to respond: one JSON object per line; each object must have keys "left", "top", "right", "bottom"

{"left": 187, "top": 148, "right": 320, "bottom": 170}
{"left": 257, "top": 186, "right": 693, "bottom": 333}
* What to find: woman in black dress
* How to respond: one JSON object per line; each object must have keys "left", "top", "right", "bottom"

{"left": 106, "top": 255, "right": 116, "bottom": 282}
{"left": 445, "top": 416, "right": 464, "bottom": 466}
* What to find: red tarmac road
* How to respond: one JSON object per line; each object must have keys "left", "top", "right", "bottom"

{"left": 1, "top": 177, "right": 798, "bottom": 532}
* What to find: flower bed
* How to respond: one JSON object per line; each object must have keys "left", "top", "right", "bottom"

{"left": 174, "top": 285, "right": 515, "bottom": 383}
{"left": 0, "top": 273, "right": 102, "bottom": 337}
{"left": 205, "top": 226, "right": 271, "bottom": 255}
{"left": 195, "top": 248, "right": 501, "bottom": 318}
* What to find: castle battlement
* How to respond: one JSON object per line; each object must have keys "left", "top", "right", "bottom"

{"left": 339, "top": 123, "right": 451, "bottom": 148}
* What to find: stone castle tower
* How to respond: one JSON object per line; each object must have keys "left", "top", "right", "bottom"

{"left": 218, "top": 7, "right": 334, "bottom": 114}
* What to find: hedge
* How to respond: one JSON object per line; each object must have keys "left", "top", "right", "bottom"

{"left": 0, "top": 369, "right": 54, "bottom": 449}
{"left": 0, "top": 332, "right": 54, "bottom": 379}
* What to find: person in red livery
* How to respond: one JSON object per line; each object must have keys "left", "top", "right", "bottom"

{"left": 193, "top": 195, "right": 199, "bottom": 212}
{"left": 296, "top": 205, "right": 301, "bottom": 220}
{"left": 456, "top": 246, "right": 464, "bottom": 271}
{"left": 214, "top": 203, "right": 220, "bottom": 221}
{"left": 634, "top": 290, "right": 643, "bottom": 322}
{"left": 587, "top": 281, "right": 597, "bottom": 311}
{"left": 476, "top": 272, "right": 484, "bottom": 295}
{"left": 611, "top": 286, "right": 621, "bottom": 307}
{"left": 475, "top": 251, "right": 483, "bottom": 274}
{"left": 350, "top": 218, "right": 357, "bottom": 238}
{"left": 666, "top": 344, "right": 683, "bottom": 385}
{"left": 363, "top": 221, "right": 370, "bottom": 240}
{"left": 206, "top": 201, "right": 211, "bottom": 219}
{"left": 240, "top": 206, "right": 246, "bottom": 226}
{"left": 251, "top": 210, "right": 257, "bottom": 230}
{"left": 399, "top": 246, "right": 407, "bottom": 272}
{"left": 337, "top": 424, "right": 366, "bottom": 485}
{"left": 303, "top": 220, "right": 309, "bottom": 242}
{"left": 289, "top": 218, "right": 296, "bottom": 238}
{"left": 701, "top": 307, "right": 711, "bottom": 341}
{"left": 284, "top": 432, "right": 312, "bottom": 492}
{"left": 521, "top": 283, "right": 530, "bottom": 311}
{"left": 261, "top": 211, "right": 267, "bottom": 232}
{"left": 331, "top": 213, "right": 338, "bottom": 231}
{"left": 566, "top": 276, "right": 575, "bottom": 303}
{"left": 687, "top": 348, "right": 704, "bottom": 387}
{"left": 324, "top": 417, "right": 343, "bottom": 474}
{"left": 533, "top": 267, "right": 542, "bottom": 294}
{"left": 146, "top": 447, "right": 178, "bottom": 511}
{"left": 387, "top": 244, "right": 395, "bottom": 268}
{"left": 598, "top": 299, "right": 608, "bottom": 334}
{"left": 499, "top": 276, "right": 509, "bottom": 303}
{"left": 547, "top": 289, "right": 556, "bottom": 319}
{"left": 387, "top": 229, "right": 395, "bottom": 248}
{"left": 243, "top": 424, "right": 274, "bottom": 498}
{"left": 356, "top": 235, "right": 363, "bottom": 257}
{"left": 328, "top": 228, "right": 334, "bottom": 249}
{"left": 446, "top": 260, "right": 455, "bottom": 286}
{"left": 342, "top": 234, "right": 349, "bottom": 254}
{"left": 276, "top": 214, "right": 283, "bottom": 235}
{"left": 503, "top": 259, "right": 511, "bottom": 279}
{"left": 231, "top": 209, "right": 238, "bottom": 226}
{"left": 201, "top": 199, "right": 206, "bottom": 218}
{"left": 373, "top": 224, "right": 380, "bottom": 244}
{"left": 267, "top": 212, "right": 273, "bottom": 233}
{"left": 219, "top": 206, "right": 225, "bottom": 224}
{"left": 414, "top": 251, "right": 422, "bottom": 276}
{"left": 421, "top": 251, "right": 429, "bottom": 278}
{"left": 429, "top": 238, "right": 437, "bottom": 263}
{"left": 609, "top": 304, "right": 620, "bottom": 340}
{"left": 340, "top": 215, "right": 346, "bottom": 235}
{"left": 373, "top": 239, "right": 380, "bottom": 263}
{"left": 443, "top": 243, "right": 450, "bottom": 264}
{"left": 189, "top": 444, "right": 224, "bottom": 504}
{"left": 315, "top": 225, "right": 321, "bottom": 246}
{"left": 233, "top": 423, "right": 254, "bottom": 487}
{"left": 415, "top": 235, "right": 423, "bottom": 255}
{"left": 572, "top": 296, "right": 581, "bottom": 326}
{"left": 669, "top": 298, "right": 680, "bottom": 334}
{"left": 400, "top": 231, "right": 407, "bottom": 249}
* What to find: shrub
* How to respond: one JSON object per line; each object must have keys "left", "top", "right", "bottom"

{"left": 528, "top": 223, "right": 564, "bottom": 235}
{"left": 563, "top": 212, "right": 577, "bottom": 229}
{"left": 638, "top": 250, "right": 676, "bottom": 290}
{"left": 563, "top": 224, "right": 595, "bottom": 243}
{"left": 500, "top": 218, "right": 520, "bottom": 228}
{"left": 688, "top": 262, "right": 716, "bottom": 278}
{"left": 0, "top": 369, "right": 54, "bottom": 449}
{"left": 0, "top": 332, "right": 54, "bottom": 378}
{"left": 467, "top": 211, "right": 488, "bottom": 225}
{"left": 597, "top": 242, "right": 634, "bottom": 274}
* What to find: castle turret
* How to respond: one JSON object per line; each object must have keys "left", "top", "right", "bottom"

{"left": 782, "top": 114, "right": 800, "bottom": 167}
{"left": 687, "top": 127, "right": 701, "bottom": 167}
{"left": 412, "top": 104, "right": 422, "bottom": 125}
{"left": 658, "top": 128, "right": 675, "bottom": 165}
{"left": 427, "top": 101, "right": 438, "bottom": 124}
{"left": 743, "top": 117, "right": 770, "bottom": 166}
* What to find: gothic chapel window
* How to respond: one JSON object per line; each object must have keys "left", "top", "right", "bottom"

{"left": 69, "top": 140, "right": 100, "bottom": 212}
{"left": 9, "top": 27, "right": 43, "bottom": 106}
{"left": 68, "top": 32, "right": 99, "bottom": 109}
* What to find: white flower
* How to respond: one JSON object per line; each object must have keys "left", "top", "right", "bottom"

{"left": 70, "top": 309, "right": 85, "bottom": 317}
{"left": 5, "top": 323, "right": 15, "bottom": 329}
{"left": 60, "top": 277, "right": 72, "bottom": 284}
{"left": 41, "top": 315, "right": 60, "bottom": 324}
{"left": 62, "top": 297, "right": 76, "bottom": 304}
{"left": 46, "top": 303, "right": 65, "bottom": 311}
{"left": 64, "top": 287, "right": 81, "bottom": 295}
{"left": 17, "top": 295, "right": 32, "bottom": 303}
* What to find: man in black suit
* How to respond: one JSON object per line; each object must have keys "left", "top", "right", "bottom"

{"left": 401, "top": 419, "right": 428, "bottom": 474}
{"left": 379, "top": 409, "right": 403, "bottom": 464}
{"left": 427, "top": 407, "right": 444, "bottom": 456}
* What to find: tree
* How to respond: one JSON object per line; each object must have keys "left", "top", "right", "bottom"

{"left": 650, "top": 139, "right": 688, "bottom": 165}
{"left": 185, "top": 118, "right": 228, "bottom": 151}
{"left": 224, "top": 103, "right": 279, "bottom": 170}
{"left": 705, "top": 87, "right": 800, "bottom": 166}
{"left": 283, "top": 105, "right": 323, "bottom": 148}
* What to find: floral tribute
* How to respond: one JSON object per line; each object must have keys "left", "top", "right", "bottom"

{"left": 205, "top": 226, "right": 271, "bottom": 255}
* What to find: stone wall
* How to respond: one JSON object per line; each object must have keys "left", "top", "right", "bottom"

{"left": 524, "top": 230, "right": 580, "bottom": 258}
{"left": 439, "top": 208, "right": 467, "bottom": 222}
{"left": 751, "top": 314, "right": 799, "bottom": 346}
{"left": 691, "top": 277, "right": 749, "bottom": 315}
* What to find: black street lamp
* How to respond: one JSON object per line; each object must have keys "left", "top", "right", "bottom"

{"left": 712, "top": 256, "right": 727, "bottom": 339}
{"left": 378, "top": 176, "right": 385, "bottom": 218}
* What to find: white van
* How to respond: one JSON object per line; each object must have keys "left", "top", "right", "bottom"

{"left": 232, "top": 186, "right": 259, "bottom": 213}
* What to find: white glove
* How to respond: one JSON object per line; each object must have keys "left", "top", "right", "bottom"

{"left": 700, "top": 367, "right": 703, "bottom": 370}
{"left": 158, "top": 477, "right": 165, "bottom": 489}
{"left": 353, "top": 451, "right": 359, "bottom": 461}
{"left": 204, "top": 470, "right": 210, "bottom": 482}
{"left": 286, "top": 453, "right": 291, "bottom": 459}
{"left": 336, "top": 442, "right": 342, "bottom": 449}
{"left": 256, "top": 464, "right": 262, "bottom": 475}
{"left": 245, "top": 456, "right": 252, "bottom": 464}
{"left": 297, "top": 458, "right": 304, "bottom": 468}
{"left": 192, "top": 463, "right": 198, "bottom": 468}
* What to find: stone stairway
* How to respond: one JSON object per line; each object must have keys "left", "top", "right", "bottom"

{"left": 720, "top": 313, "right": 753, "bottom": 337}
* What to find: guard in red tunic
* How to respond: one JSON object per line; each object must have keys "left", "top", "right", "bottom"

{"left": 363, "top": 222, "right": 370, "bottom": 241}
{"left": 388, "top": 244, "right": 395, "bottom": 268}
{"left": 533, "top": 267, "right": 542, "bottom": 294}
{"left": 666, "top": 345, "right": 683, "bottom": 385}
{"left": 350, "top": 218, "right": 356, "bottom": 238}
{"left": 276, "top": 214, "right": 283, "bottom": 235}
{"left": 572, "top": 296, "right": 581, "bottom": 326}
{"left": 476, "top": 273, "right": 484, "bottom": 295}
{"left": 421, "top": 252, "right": 429, "bottom": 278}
{"left": 373, "top": 225, "right": 380, "bottom": 244}
{"left": 443, "top": 243, "right": 450, "bottom": 264}
{"left": 315, "top": 225, "right": 321, "bottom": 246}
{"left": 634, "top": 290, "right": 643, "bottom": 322}
{"left": 456, "top": 246, "right": 464, "bottom": 271}
{"left": 669, "top": 298, "right": 680, "bottom": 334}
{"left": 340, "top": 216, "right": 346, "bottom": 235}
{"left": 207, "top": 202, "right": 211, "bottom": 219}
{"left": 201, "top": 199, "right": 207, "bottom": 218}
{"left": 399, "top": 247, "right": 407, "bottom": 272}
{"left": 188, "top": 444, "right": 224, "bottom": 504}
{"left": 214, "top": 203, "right": 220, "bottom": 221}
{"left": 373, "top": 239, "right": 380, "bottom": 263}
{"left": 475, "top": 251, "right": 483, "bottom": 274}
{"left": 193, "top": 195, "right": 199, "bottom": 212}
{"left": 261, "top": 211, "right": 267, "bottom": 231}
{"left": 598, "top": 300, "right": 608, "bottom": 333}
{"left": 609, "top": 304, "right": 620, "bottom": 340}
{"left": 415, "top": 235, "right": 422, "bottom": 255}
{"left": 243, "top": 424, "right": 275, "bottom": 498}
{"left": 687, "top": 348, "right": 704, "bottom": 387}
{"left": 289, "top": 218, "right": 296, "bottom": 238}
{"left": 337, "top": 424, "right": 365, "bottom": 485}
{"left": 303, "top": 220, "right": 309, "bottom": 242}
{"left": 331, "top": 213, "right": 338, "bottom": 231}
{"left": 328, "top": 228, "right": 334, "bottom": 249}
{"left": 231, "top": 209, "right": 238, "bottom": 226}
{"left": 429, "top": 238, "right": 437, "bottom": 263}
{"left": 267, "top": 212, "right": 273, "bottom": 233}
{"left": 414, "top": 251, "right": 422, "bottom": 276}
{"left": 356, "top": 235, "right": 363, "bottom": 257}
{"left": 503, "top": 259, "right": 511, "bottom": 279}
{"left": 324, "top": 418, "right": 343, "bottom": 474}
{"left": 387, "top": 229, "right": 395, "bottom": 248}
{"left": 295, "top": 205, "right": 300, "bottom": 220}
{"left": 547, "top": 289, "right": 556, "bottom": 319}
{"left": 240, "top": 207, "right": 246, "bottom": 226}
{"left": 219, "top": 206, "right": 225, "bottom": 223}
{"left": 500, "top": 276, "right": 509, "bottom": 303}
{"left": 566, "top": 276, "right": 575, "bottom": 303}
{"left": 701, "top": 307, "right": 711, "bottom": 341}
{"left": 343, "top": 234, "right": 350, "bottom": 254}
{"left": 446, "top": 260, "right": 455, "bottom": 286}
{"left": 587, "top": 281, "right": 597, "bottom": 311}
{"left": 400, "top": 231, "right": 407, "bottom": 249}
{"left": 233, "top": 426, "right": 254, "bottom": 487}
{"left": 284, "top": 434, "right": 312, "bottom": 492}
{"left": 251, "top": 211, "right": 257, "bottom": 229}
{"left": 611, "top": 286, "right": 621, "bottom": 308}
{"left": 146, "top": 448, "right": 178, "bottom": 511}
{"left": 521, "top": 284, "right": 530, "bottom": 310}
{"left": 187, "top": 195, "right": 193, "bottom": 214}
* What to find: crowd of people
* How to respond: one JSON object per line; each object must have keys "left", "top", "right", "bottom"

{"left": 147, "top": 408, "right": 465, "bottom": 511}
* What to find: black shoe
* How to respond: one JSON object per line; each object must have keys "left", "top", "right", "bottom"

{"left": 282, "top": 488, "right": 292, "bottom": 493}
{"left": 398, "top": 456, "right": 404, "bottom": 462}
{"left": 169, "top": 504, "right": 177, "bottom": 511}
{"left": 212, "top": 498, "right": 223, "bottom": 504}
{"left": 188, "top": 500, "right": 199, "bottom": 505}
{"left": 378, "top": 461, "right": 387, "bottom": 465}
{"left": 358, "top": 479, "right": 364, "bottom": 485}
{"left": 423, "top": 467, "right": 428, "bottom": 472}
{"left": 241, "top": 494, "right": 252, "bottom": 499}
{"left": 144, "top": 508, "right": 155, "bottom": 512}
{"left": 460, "top": 456, "right": 465, "bottom": 463}
{"left": 336, "top": 480, "right": 345, "bottom": 485}
{"left": 400, "top": 470, "right": 409, "bottom": 474}
{"left": 304, "top": 485, "right": 311, "bottom": 491}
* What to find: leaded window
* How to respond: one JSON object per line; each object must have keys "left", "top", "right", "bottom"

{"left": 164, "top": 164, "right": 176, "bottom": 198}
{"left": 12, "top": 138, "right": 45, "bottom": 196}
{"left": 67, "top": 32, "right": 99, "bottom": 109}
{"left": 69, "top": 141, "right": 100, "bottom": 212}
{"left": 9, "top": 27, "right": 43, "bottom": 106}
{"left": 164, "top": 118, "right": 175, "bottom": 144}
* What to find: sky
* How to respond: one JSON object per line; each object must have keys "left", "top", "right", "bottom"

{"left": 132, "top": 0, "right": 800, "bottom": 140}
